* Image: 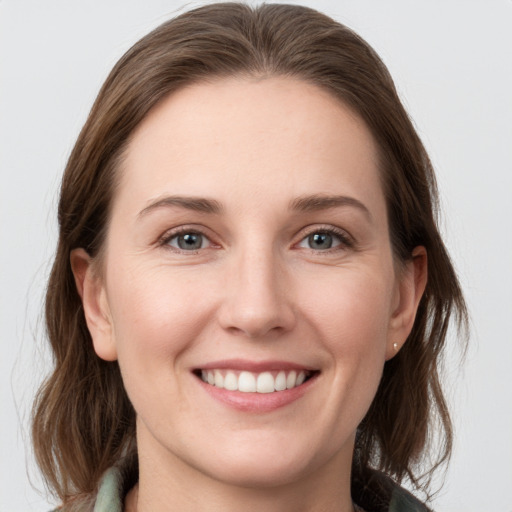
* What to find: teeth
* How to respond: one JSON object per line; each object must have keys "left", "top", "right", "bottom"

{"left": 275, "top": 371, "right": 287, "bottom": 391}
{"left": 214, "top": 370, "right": 224, "bottom": 388}
{"left": 224, "top": 371, "right": 238, "bottom": 391}
{"left": 238, "top": 371, "right": 256, "bottom": 392}
{"left": 256, "top": 372, "right": 275, "bottom": 393}
{"left": 286, "top": 370, "right": 297, "bottom": 389}
{"left": 200, "top": 369, "right": 312, "bottom": 393}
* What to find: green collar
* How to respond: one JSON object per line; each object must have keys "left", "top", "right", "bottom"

{"left": 86, "top": 460, "right": 431, "bottom": 512}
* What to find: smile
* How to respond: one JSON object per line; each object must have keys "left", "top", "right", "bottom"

{"left": 198, "top": 369, "right": 313, "bottom": 393}
{"left": 193, "top": 360, "right": 320, "bottom": 412}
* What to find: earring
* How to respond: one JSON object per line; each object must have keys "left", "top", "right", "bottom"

{"left": 393, "top": 342, "right": 399, "bottom": 351}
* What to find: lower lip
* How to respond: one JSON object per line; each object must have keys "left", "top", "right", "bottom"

{"left": 196, "top": 373, "right": 319, "bottom": 413}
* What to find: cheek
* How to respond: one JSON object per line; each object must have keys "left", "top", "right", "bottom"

{"left": 299, "top": 264, "right": 395, "bottom": 403}
{"left": 303, "top": 266, "right": 394, "bottom": 346}
{"left": 104, "top": 263, "right": 223, "bottom": 429}
{"left": 106, "top": 263, "right": 214, "bottom": 370}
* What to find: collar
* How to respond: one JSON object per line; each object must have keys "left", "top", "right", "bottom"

{"left": 90, "top": 458, "right": 431, "bottom": 512}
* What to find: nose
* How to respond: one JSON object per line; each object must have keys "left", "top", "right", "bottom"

{"left": 217, "top": 248, "right": 296, "bottom": 339}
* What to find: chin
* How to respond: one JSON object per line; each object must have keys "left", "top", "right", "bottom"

{"left": 183, "top": 432, "right": 330, "bottom": 489}
{"left": 202, "top": 456, "right": 311, "bottom": 489}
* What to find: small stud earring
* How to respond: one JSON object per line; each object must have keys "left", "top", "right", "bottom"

{"left": 393, "top": 342, "right": 399, "bottom": 351}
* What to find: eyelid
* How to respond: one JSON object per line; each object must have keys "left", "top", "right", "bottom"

{"left": 157, "top": 225, "right": 219, "bottom": 253}
{"left": 155, "top": 223, "right": 355, "bottom": 254}
{"left": 294, "top": 224, "right": 355, "bottom": 251}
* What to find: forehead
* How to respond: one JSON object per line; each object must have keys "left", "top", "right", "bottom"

{"left": 117, "top": 77, "right": 384, "bottom": 218}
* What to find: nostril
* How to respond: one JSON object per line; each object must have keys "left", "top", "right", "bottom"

{"left": 220, "top": 311, "right": 295, "bottom": 340}
{"left": 216, "top": 271, "right": 296, "bottom": 338}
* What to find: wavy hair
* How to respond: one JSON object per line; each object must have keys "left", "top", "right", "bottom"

{"left": 32, "top": 2, "right": 467, "bottom": 506}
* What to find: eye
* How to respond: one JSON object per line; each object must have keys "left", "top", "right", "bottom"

{"left": 297, "top": 229, "right": 350, "bottom": 251}
{"left": 166, "top": 231, "right": 211, "bottom": 251}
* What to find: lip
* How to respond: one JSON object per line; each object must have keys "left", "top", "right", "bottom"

{"left": 196, "top": 358, "right": 316, "bottom": 372}
{"left": 192, "top": 359, "right": 320, "bottom": 413}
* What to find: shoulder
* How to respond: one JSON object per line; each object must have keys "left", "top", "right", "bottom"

{"left": 389, "top": 485, "right": 432, "bottom": 512}
{"left": 51, "top": 455, "right": 138, "bottom": 512}
{"left": 90, "top": 458, "right": 137, "bottom": 512}
{"left": 48, "top": 469, "right": 124, "bottom": 512}
{"left": 352, "top": 468, "right": 432, "bottom": 512}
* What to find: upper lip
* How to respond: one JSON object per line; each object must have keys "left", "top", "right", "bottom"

{"left": 194, "top": 359, "right": 317, "bottom": 372}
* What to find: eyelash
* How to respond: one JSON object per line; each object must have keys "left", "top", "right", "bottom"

{"left": 297, "top": 225, "right": 354, "bottom": 253}
{"left": 157, "top": 225, "right": 354, "bottom": 254}
{"left": 158, "top": 226, "right": 214, "bottom": 254}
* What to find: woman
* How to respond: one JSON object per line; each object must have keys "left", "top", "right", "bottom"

{"left": 32, "top": 3, "right": 467, "bottom": 511}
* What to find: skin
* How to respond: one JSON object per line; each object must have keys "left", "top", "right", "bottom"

{"left": 71, "top": 77, "right": 427, "bottom": 512}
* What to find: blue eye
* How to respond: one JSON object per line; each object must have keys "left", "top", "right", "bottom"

{"left": 308, "top": 232, "right": 334, "bottom": 250}
{"left": 298, "top": 230, "right": 347, "bottom": 251}
{"left": 168, "top": 232, "right": 209, "bottom": 251}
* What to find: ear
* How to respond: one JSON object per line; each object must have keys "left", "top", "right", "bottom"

{"left": 70, "top": 248, "right": 118, "bottom": 361}
{"left": 386, "top": 246, "right": 428, "bottom": 360}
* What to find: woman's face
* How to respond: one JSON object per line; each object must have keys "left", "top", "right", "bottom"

{"left": 77, "top": 77, "right": 423, "bottom": 488}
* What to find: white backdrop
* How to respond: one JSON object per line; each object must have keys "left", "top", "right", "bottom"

{"left": 1, "top": 1, "right": 511, "bottom": 511}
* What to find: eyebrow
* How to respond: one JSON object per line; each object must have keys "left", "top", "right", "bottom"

{"left": 138, "top": 193, "right": 371, "bottom": 220}
{"left": 138, "top": 195, "right": 223, "bottom": 217}
{"left": 289, "top": 194, "right": 372, "bottom": 220}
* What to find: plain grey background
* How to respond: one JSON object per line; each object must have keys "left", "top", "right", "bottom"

{"left": 1, "top": 1, "right": 511, "bottom": 510}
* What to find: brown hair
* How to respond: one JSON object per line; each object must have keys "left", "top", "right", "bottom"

{"left": 32, "top": 2, "right": 467, "bottom": 506}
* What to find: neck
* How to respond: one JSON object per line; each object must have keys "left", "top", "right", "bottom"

{"left": 131, "top": 426, "right": 356, "bottom": 512}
